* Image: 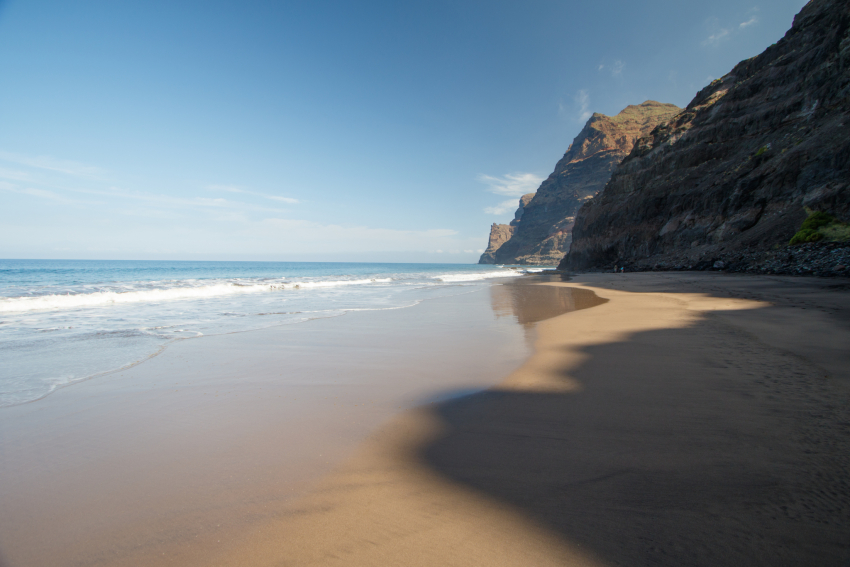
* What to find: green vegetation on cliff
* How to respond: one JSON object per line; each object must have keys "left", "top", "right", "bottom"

{"left": 790, "top": 211, "right": 850, "bottom": 245}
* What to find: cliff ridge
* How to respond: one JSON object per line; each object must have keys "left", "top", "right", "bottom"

{"left": 483, "top": 101, "right": 679, "bottom": 265}
{"left": 562, "top": 0, "right": 850, "bottom": 272}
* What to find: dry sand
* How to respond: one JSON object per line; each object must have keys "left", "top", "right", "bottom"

{"left": 211, "top": 272, "right": 850, "bottom": 567}
{"left": 2, "top": 273, "right": 849, "bottom": 566}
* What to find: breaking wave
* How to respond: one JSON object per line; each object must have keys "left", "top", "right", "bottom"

{"left": 0, "top": 277, "right": 394, "bottom": 313}
{"left": 433, "top": 270, "right": 524, "bottom": 282}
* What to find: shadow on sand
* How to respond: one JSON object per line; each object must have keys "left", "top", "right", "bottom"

{"left": 420, "top": 280, "right": 850, "bottom": 566}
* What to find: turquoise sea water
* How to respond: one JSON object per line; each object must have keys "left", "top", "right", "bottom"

{"left": 0, "top": 260, "right": 542, "bottom": 407}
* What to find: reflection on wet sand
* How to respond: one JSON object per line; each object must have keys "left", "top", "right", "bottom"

{"left": 490, "top": 277, "right": 608, "bottom": 326}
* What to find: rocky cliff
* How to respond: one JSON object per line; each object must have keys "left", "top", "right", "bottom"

{"left": 562, "top": 0, "right": 850, "bottom": 272}
{"left": 478, "top": 193, "right": 535, "bottom": 263}
{"left": 479, "top": 224, "right": 514, "bottom": 264}
{"left": 482, "top": 101, "right": 680, "bottom": 265}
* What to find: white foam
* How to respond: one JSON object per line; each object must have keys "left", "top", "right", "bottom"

{"left": 287, "top": 277, "right": 392, "bottom": 289}
{"left": 433, "top": 270, "right": 523, "bottom": 283}
{"left": 0, "top": 283, "right": 271, "bottom": 313}
{"left": 0, "top": 278, "right": 394, "bottom": 313}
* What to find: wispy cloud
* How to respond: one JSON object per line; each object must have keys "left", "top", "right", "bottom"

{"left": 704, "top": 8, "right": 758, "bottom": 46}
{"left": 260, "top": 218, "right": 458, "bottom": 242}
{"left": 5, "top": 175, "right": 293, "bottom": 216}
{"left": 478, "top": 172, "right": 543, "bottom": 197}
{"left": 739, "top": 16, "right": 758, "bottom": 28}
{"left": 703, "top": 28, "right": 731, "bottom": 45}
{"left": 597, "top": 60, "right": 625, "bottom": 77}
{"left": 0, "top": 150, "right": 295, "bottom": 217}
{"left": 575, "top": 90, "right": 592, "bottom": 122}
{"left": 116, "top": 207, "right": 183, "bottom": 220}
{"left": 484, "top": 199, "right": 520, "bottom": 215}
{"left": 2, "top": 208, "right": 479, "bottom": 258}
{"left": 207, "top": 184, "right": 299, "bottom": 204}
{"left": 740, "top": 7, "right": 760, "bottom": 29}
{"left": 479, "top": 172, "right": 543, "bottom": 216}
{"left": 559, "top": 89, "right": 594, "bottom": 122}
{"left": 611, "top": 60, "right": 625, "bottom": 77}
{"left": 1, "top": 149, "right": 485, "bottom": 259}
{"left": 0, "top": 150, "right": 106, "bottom": 179}
{"left": 209, "top": 211, "right": 250, "bottom": 223}
{"left": 0, "top": 181, "right": 97, "bottom": 205}
{"left": 0, "top": 151, "right": 299, "bottom": 218}
{"left": 74, "top": 185, "right": 292, "bottom": 215}
{"left": 0, "top": 167, "right": 32, "bottom": 182}
{"left": 15, "top": 187, "right": 69, "bottom": 202}
{"left": 436, "top": 249, "right": 482, "bottom": 255}
{"left": 422, "top": 228, "right": 459, "bottom": 237}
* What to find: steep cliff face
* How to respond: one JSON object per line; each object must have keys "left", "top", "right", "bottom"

{"left": 478, "top": 193, "right": 535, "bottom": 264}
{"left": 510, "top": 193, "right": 537, "bottom": 227}
{"left": 478, "top": 224, "right": 514, "bottom": 264}
{"left": 562, "top": 0, "right": 850, "bottom": 271}
{"left": 484, "top": 101, "right": 680, "bottom": 265}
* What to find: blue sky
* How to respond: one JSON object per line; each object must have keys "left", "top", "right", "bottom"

{"left": 0, "top": 0, "right": 809, "bottom": 262}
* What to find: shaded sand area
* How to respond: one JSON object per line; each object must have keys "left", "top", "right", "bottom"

{"left": 209, "top": 273, "right": 850, "bottom": 567}
{"left": 0, "top": 282, "right": 590, "bottom": 567}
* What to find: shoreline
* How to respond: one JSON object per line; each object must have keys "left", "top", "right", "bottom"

{"left": 1, "top": 284, "right": 503, "bottom": 410}
{"left": 2, "top": 273, "right": 849, "bottom": 565}
{"left": 0, "top": 279, "right": 574, "bottom": 567}
{"left": 0, "top": 262, "right": 531, "bottom": 409}
{"left": 211, "top": 272, "right": 850, "bottom": 566}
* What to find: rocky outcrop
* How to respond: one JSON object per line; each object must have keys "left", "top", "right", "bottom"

{"left": 479, "top": 224, "right": 515, "bottom": 264}
{"left": 479, "top": 193, "right": 537, "bottom": 264}
{"left": 511, "top": 193, "right": 536, "bottom": 226}
{"left": 701, "top": 241, "right": 850, "bottom": 277}
{"left": 484, "top": 101, "right": 680, "bottom": 265}
{"left": 562, "top": 0, "right": 850, "bottom": 272}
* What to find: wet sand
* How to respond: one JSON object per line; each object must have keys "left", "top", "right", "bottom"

{"left": 0, "top": 281, "right": 588, "bottom": 567}
{"left": 3, "top": 273, "right": 850, "bottom": 566}
{"left": 209, "top": 272, "right": 850, "bottom": 567}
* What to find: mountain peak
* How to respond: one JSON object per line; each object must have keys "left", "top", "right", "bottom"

{"left": 479, "top": 101, "right": 680, "bottom": 265}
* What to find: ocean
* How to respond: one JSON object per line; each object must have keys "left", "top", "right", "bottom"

{"left": 0, "top": 259, "right": 541, "bottom": 407}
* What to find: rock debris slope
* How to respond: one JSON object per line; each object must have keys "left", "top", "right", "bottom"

{"left": 481, "top": 101, "right": 679, "bottom": 265}
{"left": 562, "top": 0, "right": 850, "bottom": 272}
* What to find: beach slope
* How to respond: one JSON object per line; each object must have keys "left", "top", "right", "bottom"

{"left": 223, "top": 273, "right": 850, "bottom": 566}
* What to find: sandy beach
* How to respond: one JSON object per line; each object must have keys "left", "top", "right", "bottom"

{"left": 2, "top": 273, "right": 850, "bottom": 566}
{"left": 0, "top": 280, "right": 580, "bottom": 566}
{"left": 213, "top": 272, "right": 850, "bottom": 567}
{"left": 5, "top": 2, "right": 849, "bottom": 566}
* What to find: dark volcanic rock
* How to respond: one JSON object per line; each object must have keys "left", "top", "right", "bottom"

{"left": 562, "top": 0, "right": 850, "bottom": 272}
{"left": 484, "top": 101, "right": 680, "bottom": 265}
{"left": 605, "top": 241, "right": 850, "bottom": 278}
{"left": 510, "top": 193, "right": 536, "bottom": 227}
